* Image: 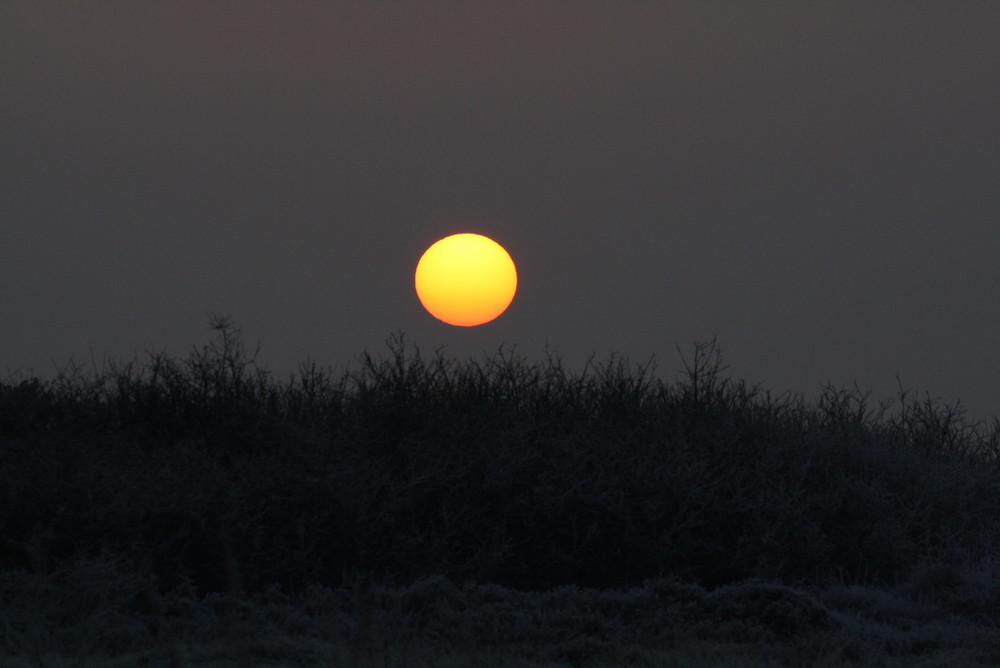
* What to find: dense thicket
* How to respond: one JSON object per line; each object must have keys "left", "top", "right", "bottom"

{"left": 2, "top": 316, "right": 999, "bottom": 600}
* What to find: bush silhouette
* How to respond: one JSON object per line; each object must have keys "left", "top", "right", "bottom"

{"left": 2, "top": 316, "right": 999, "bottom": 600}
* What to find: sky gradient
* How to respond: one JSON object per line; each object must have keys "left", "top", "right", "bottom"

{"left": 2, "top": 2, "right": 998, "bottom": 422}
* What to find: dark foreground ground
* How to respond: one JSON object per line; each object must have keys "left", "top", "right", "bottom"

{"left": 4, "top": 565, "right": 1000, "bottom": 667}
{"left": 3, "top": 321, "right": 999, "bottom": 666}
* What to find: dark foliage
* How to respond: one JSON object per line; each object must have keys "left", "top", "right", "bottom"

{"left": 2, "top": 316, "right": 999, "bottom": 600}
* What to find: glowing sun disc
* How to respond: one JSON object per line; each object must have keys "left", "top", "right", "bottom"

{"left": 415, "top": 233, "right": 517, "bottom": 327}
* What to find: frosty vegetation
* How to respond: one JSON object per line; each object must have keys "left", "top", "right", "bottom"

{"left": 3, "top": 316, "right": 1000, "bottom": 666}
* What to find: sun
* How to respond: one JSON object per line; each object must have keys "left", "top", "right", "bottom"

{"left": 415, "top": 233, "right": 517, "bottom": 327}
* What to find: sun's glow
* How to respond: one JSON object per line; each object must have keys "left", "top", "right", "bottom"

{"left": 415, "top": 233, "right": 517, "bottom": 327}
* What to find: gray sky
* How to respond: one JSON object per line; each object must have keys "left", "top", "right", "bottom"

{"left": 2, "top": 2, "right": 998, "bottom": 422}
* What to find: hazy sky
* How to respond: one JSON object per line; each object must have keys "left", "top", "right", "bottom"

{"left": 2, "top": 2, "right": 998, "bottom": 422}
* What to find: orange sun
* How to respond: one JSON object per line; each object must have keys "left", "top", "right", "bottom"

{"left": 415, "top": 233, "right": 517, "bottom": 327}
